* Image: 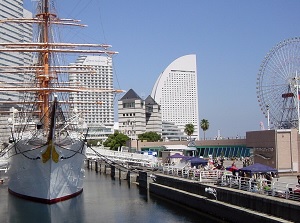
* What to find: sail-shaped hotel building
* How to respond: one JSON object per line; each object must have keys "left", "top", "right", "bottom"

{"left": 151, "top": 54, "right": 199, "bottom": 140}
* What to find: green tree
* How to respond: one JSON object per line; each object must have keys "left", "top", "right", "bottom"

{"left": 87, "top": 139, "right": 103, "bottom": 147}
{"left": 103, "top": 130, "right": 129, "bottom": 151}
{"left": 184, "top": 123, "right": 194, "bottom": 141}
{"left": 200, "top": 119, "right": 209, "bottom": 140}
{"left": 138, "top": 131, "right": 161, "bottom": 142}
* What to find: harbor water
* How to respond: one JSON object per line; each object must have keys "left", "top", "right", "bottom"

{"left": 0, "top": 169, "right": 226, "bottom": 223}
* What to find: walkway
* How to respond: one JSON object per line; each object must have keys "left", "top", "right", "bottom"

{"left": 86, "top": 146, "right": 158, "bottom": 168}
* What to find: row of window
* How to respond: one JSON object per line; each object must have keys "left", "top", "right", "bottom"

{"left": 123, "top": 102, "right": 135, "bottom": 108}
{"left": 122, "top": 113, "right": 136, "bottom": 116}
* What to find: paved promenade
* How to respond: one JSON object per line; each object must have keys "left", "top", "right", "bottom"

{"left": 274, "top": 174, "right": 298, "bottom": 184}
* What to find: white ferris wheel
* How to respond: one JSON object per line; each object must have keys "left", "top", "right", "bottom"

{"left": 257, "top": 37, "right": 300, "bottom": 130}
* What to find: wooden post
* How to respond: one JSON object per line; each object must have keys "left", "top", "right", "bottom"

{"left": 104, "top": 164, "right": 107, "bottom": 174}
{"left": 87, "top": 159, "right": 90, "bottom": 169}
{"left": 119, "top": 168, "right": 121, "bottom": 179}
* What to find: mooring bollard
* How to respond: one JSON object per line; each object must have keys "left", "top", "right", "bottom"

{"left": 95, "top": 161, "right": 98, "bottom": 173}
{"left": 111, "top": 165, "right": 115, "bottom": 177}
{"left": 138, "top": 171, "right": 148, "bottom": 189}
{"left": 126, "top": 171, "right": 130, "bottom": 182}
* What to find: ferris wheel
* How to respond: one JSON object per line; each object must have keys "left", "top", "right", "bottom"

{"left": 257, "top": 37, "right": 300, "bottom": 130}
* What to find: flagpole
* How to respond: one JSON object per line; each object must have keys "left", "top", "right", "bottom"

{"left": 297, "top": 71, "right": 300, "bottom": 133}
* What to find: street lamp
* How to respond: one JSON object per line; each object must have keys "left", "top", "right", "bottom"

{"left": 266, "top": 105, "right": 270, "bottom": 130}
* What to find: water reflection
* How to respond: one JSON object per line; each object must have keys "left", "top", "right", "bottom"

{"left": 0, "top": 169, "right": 227, "bottom": 223}
{"left": 9, "top": 194, "right": 84, "bottom": 223}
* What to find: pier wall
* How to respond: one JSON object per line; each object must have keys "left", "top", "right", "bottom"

{"left": 86, "top": 159, "right": 300, "bottom": 222}
{"left": 150, "top": 174, "right": 300, "bottom": 223}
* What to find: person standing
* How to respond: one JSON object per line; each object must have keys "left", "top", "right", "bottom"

{"left": 266, "top": 173, "right": 272, "bottom": 187}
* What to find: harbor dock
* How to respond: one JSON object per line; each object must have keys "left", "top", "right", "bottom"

{"left": 86, "top": 157, "right": 300, "bottom": 223}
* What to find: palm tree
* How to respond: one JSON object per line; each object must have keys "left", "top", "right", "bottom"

{"left": 184, "top": 123, "right": 194, "bottom": 141}
{"left": 200, "top": 119, "right": 209, "bottom": 140}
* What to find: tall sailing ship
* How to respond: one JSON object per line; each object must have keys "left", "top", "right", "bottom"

{"left": 0, "top": 0, "right": 120, "bottom": 203}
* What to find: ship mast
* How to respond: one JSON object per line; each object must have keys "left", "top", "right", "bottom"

{"left": 38, "top": 0, "right": 51, "bottom": 128}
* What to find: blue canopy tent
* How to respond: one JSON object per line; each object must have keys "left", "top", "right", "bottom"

{"left": 239, "top": 163, "right": 277, "bottom": 173}
{"left": 167, "top": 153, "right": 186, "bottom": 158}
{"left": 186, "top": 157, "right": 208, "bottom": 168}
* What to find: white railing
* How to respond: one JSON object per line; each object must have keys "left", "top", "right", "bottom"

{"left": 86, "top": 147, "right": 160, "bottom": 168}
{"left": 163, "top": 164, "right": 231, "bottom": 182}
{"left": 162, "top": 166, "right": 300, "bottom": 202}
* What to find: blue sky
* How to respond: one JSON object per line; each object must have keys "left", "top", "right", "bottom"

{"left": 25, "top": 0, "right": 300, "bottom": 139}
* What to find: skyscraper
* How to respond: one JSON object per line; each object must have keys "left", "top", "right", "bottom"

{"left": 151, "top": 54, "right": 199, "bottom": 140}
{"left": 0, "top": 1, "right": 32, "bottom": 142}
{"left": 0, "top": 0, "right": 32, "bottom": 101}
{"left": 69, "top": 55, "right": 114, "bottom": 128}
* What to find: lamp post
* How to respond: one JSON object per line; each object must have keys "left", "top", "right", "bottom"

{"left": 266, "top": 105, "right": 270, "bottom": 130}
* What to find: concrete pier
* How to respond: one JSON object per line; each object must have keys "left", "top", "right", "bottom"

{"left": 84, "top": 159, "right": 300, "bottom": 222}
{"left": 150, "top": 174, "right": 298, "bottom": 223}
{"left": 86, "top": 159, "right": 139, "bottom": 182}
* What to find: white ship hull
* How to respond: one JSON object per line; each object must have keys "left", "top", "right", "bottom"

{"left": 8, "top": 137, "right": 86, "bottom": 204}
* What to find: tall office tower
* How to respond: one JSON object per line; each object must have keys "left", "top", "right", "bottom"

{"left": 69, "top": 55, "right": 115, "bottom": 129}
{"left": 0, "top": 0, "right": 32, "bottom": 101}
{"left": 0, "top": 1, "right": 32, "bottom": 142}
{"left": 151, "top": 54, "right": 199, "bottom": 140}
